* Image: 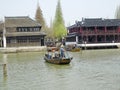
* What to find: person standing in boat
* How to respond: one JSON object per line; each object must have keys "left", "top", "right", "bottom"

{"left": 60, "top": 44, "right": 65, "bottom": 58}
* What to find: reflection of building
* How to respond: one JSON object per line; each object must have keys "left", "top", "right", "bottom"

{"left": 66, "top": 18, "right": 120, "bottom": 49}
{"left": 0, "top": 16, "right": 46, "bottom": 47}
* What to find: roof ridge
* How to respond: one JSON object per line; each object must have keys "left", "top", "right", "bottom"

{"left": 5, "top": 16, "right": 29, "bottom": 19}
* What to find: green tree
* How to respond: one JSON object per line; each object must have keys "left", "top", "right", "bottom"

{"left": 115, "top": 5, "right": 120, "bottom": 19}
{"left": 53, "top": 0, "right": 67, "bottom": 40}
{"left": 35, "top": 2, "right": 47, "bottom": 31}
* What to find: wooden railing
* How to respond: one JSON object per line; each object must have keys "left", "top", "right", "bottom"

{"left": 79, "top": 30, "right": 118, "bottom": 34}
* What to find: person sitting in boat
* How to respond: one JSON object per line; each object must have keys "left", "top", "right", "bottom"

{"left": 51, "top": 49, "right": 61, "bottom": 59}
{"left": 60, "top": 44, "right": 65, "bottom": 58}
{"left": 46, "top": 50, "right": 51, "bottom": 59}
{"left": 52, "top": 50, "right": 56, "bottom": 59}
{"left": 72, "top": 44, "right": 77, "bottom": 49}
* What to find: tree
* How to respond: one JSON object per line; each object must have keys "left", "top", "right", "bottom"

{"left": 35, "top": 2, "right": 47, "bottom": 31}
{"left": 46, "top": 18, "right": 54, "bottom": 38}
{"left": 115, "top": 5, "right": 120, "bottom": 19}
{"left": 53, "top": 0, "right": 67, "bottom": 40}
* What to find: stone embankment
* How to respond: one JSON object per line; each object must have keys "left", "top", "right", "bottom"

{"left": 0, "top": 46, "right": 47, "bottom": 53}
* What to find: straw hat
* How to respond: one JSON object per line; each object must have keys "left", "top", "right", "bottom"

{"left": 61, "top": 44, "right": 64, "bottom": 48}
{"left": 52, "top": 49, "right": 55, "bottom": 52}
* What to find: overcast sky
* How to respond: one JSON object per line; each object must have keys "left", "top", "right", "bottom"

{"left": 0, "top": 0, "right": 120, "bottom": 26}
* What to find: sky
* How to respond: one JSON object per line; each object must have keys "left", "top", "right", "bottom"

{"left": 0, "top": 0, "right": 120, "bottom": 26}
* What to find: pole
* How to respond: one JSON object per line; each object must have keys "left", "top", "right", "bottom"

{"left": 3, "top": 18, "right": 6, "bottom": 48}
{"left": 85, "top": 41, "right": 86, "bottom": 50}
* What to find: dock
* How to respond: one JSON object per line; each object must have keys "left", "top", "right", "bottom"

{"left": 78, "top": 43, "right": 120, "bottom": 49}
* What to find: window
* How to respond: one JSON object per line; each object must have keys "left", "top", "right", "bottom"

{"left": 17, "top": 28, "right": 21, "bottom": 32}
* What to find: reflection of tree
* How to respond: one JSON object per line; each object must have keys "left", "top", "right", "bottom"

{"left": 3, "top": 68, "right": 8, "bottom": 88}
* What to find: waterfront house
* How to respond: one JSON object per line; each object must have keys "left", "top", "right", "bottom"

{"left": 66, "top": 18, "right": 120, "bottom": 49}
{"left": 0, "top": 16, "right": 46, "bottom": 47}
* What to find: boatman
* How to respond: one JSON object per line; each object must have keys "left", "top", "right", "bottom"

{"left": 60, "top": 44, "right": 65, "bottom": 58}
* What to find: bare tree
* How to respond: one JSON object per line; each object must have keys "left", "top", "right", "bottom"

{"left": 115, "top": 5, "right": 120, "bottom": 19}
{"left": 35, "top": 2, "right": 47, "bottom": 31}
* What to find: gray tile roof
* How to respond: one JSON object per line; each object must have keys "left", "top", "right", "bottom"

{"left": 68, "top": 18, "right": 120, "bottom": 28}
{"left": 5, "top": 16, "right": 41, "bottom": 27}
{"left": 80, "top": 18, "right": 120, "bottom": 27}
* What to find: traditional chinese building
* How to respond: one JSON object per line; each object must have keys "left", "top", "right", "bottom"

{"left": 66, "top": 18, "right": 120, "bottom": 49}
{"left": 0, "top": 16, "right": 46, "bottom": 47}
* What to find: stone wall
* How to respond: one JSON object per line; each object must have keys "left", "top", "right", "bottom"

{"left": 0, "top": 46, "right": 47, "bottom": 53}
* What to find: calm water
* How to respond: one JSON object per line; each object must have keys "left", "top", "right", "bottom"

{"left": 0, "top": 49, "right": 120, "bottom": 90}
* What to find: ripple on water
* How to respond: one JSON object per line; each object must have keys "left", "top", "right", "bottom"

{"left": 0, "top": 50, "right": 120, "bottom": 90}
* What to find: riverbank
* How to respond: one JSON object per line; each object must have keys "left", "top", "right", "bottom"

{"left": 0, "top": 46, "right": 47, "bottom": 53}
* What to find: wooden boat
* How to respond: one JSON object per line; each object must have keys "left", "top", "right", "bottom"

{"left": 44, "top": 44, "right": 73, "bottom": 64}
{"left": 70, "top": 47, "right": 81, "bottom": 52}
{"left": 47, "top": 47, "right": 59, "bottom": 52}
{"left": 44, "top": 53, "right": 73, "bottom": 65}
{"left": 66, "top": 45, "right": 81, "bottom": 52}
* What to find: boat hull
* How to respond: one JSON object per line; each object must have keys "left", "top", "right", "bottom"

{"left": 70, "top": 48, "right": 80, "bottom": 52}
{"left": 44, "top": 56, "right": 72, "bottom": 65}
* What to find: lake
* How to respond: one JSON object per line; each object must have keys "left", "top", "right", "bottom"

{"left": 0, "top": 49, "right": 120, "bottom": 90}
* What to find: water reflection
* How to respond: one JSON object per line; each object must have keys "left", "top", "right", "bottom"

{"left": 1, "top": 54, "right": 8, "bottom": 90}
{"left": 2, "top": 54, "right": 8, "bottom": 64}
{"left": 3, "top": 74, "right": 8, "bottom": 90}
